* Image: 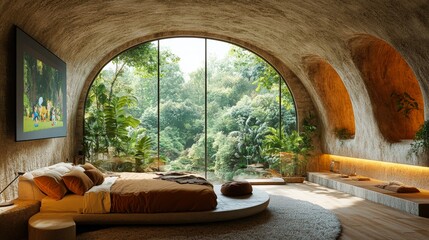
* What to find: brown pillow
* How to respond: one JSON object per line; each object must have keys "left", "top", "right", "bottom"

{"left": 221, "top": 181, "right": 253, "bottom": 197}
{"left": 34, "top": 170, "right": 68, "bottom": 200}
{"left": 62, "top": 169, "right": 94, "bottom": 195}
{"left": 84, "top": 168, "right": 104, "bottom": 185}
{"left": 81, "top": 162, "right": 97, "bottom": 171}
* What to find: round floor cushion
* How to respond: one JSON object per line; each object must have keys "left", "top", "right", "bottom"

{"left": 221, "top": 181, "right": 253, "bottom": 196}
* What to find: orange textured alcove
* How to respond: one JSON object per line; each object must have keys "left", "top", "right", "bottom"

{"left": 349, "top": 35, "right": 424, "bottom": 141}
{"left": 305, "top": 57, "right": 355, "bottom": 139}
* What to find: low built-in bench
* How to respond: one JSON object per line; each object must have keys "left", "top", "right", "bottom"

{"left": 0, "top": 200, "right": 40, "bottom": 240}
{"left": 308, "top": 172, "right": 429, "bottom": 217}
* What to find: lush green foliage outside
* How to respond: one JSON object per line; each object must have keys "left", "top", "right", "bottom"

{"left": 84, "top": 39, "right": 297, "bottom": 182}
{"left": 263, "top": 114, "right": 317, "bottom": 177}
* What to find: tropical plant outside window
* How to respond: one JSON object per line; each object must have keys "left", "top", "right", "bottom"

{"left": 84, "top": 38, "right": 297, "bottom": 183}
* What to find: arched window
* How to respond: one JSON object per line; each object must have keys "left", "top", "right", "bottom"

{"left": 84, "top": 38, "right": 297, "bottom": 182}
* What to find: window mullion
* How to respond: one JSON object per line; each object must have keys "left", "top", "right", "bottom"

{"left": 280, "top": 77, "right": 282, "bottom": 135}
{"left": 157, "top": 40, "right": 160, "bottom": 171}
{"left": 204, "top": 38, "right": 208, "bottom": 179}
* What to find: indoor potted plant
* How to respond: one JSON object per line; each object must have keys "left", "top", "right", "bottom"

{"left": 280, "top": 131, "right": 309, "bottom": 183}
{"left": 263, "top": 119, "right": 316, "bottom": 183}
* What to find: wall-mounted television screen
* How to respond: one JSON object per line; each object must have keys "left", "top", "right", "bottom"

{"left": 16, "top": 27, "right": 67, "bottom": 141}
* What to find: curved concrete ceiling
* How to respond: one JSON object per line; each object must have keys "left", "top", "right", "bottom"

{"left": 4, "top": 1, "right": 428, "bottom": 85}
{"left": 1, "top": 0, "right": 428, "bottom": 165}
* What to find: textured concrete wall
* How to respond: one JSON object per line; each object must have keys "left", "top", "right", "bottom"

{"left": 1, "top": 1, "right": 429, "bottom": 199}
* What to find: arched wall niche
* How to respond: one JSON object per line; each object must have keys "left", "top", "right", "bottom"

{"left": 303, "top": 56, "right": 356, "bottom": 140}
{"left": 75, "top": 31, "right": 318, "bottom": 153}
{"left": 348, "top": 35, "right": 424, "bottom": 142}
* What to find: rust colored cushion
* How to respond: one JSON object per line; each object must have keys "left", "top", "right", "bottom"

{"left": 221, "top": 181, "right": 253, "bottom": 197}
{"left": 84, "top": 168, "right": 105, "bottom": 186}
{"left": 33, "top": 170, "right": 68, "bottom": 200}
{"left": 62, "top": 169, "right": 94, "bottom": 195}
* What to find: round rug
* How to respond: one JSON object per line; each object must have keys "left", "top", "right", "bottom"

{"left": 77, "top": 195, "right": 342, "bottom": 240}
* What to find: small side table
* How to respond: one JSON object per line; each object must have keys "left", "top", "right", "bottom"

{"left": 29, "top": 213, "right": 76, "bottom": 240}
{"left": 0, "top": 199, "right": 40, "bottom": 240}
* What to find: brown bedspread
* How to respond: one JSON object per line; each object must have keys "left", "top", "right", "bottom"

{"left": 110, "top": 172, "right": 217, "bottom": 213}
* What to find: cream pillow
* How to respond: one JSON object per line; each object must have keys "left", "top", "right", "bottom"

{"left": 51, "top": 166, "right": 70, "bottom": 175}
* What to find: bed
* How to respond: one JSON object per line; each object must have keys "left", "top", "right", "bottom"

{"left": 18, "top": 162, "right": 218, "bottom": 214}
{"left": 22, "top": 163, "right": 270, "bottom": 240}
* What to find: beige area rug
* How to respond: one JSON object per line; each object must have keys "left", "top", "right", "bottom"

{"left": 77, "top": 195, "right": 341, "bottom": 240}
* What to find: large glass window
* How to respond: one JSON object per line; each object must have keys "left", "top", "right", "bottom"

{"left": 84, "top": 38, "right": 296, "bottom": 182}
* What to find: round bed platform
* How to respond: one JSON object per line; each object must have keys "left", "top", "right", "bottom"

{"left": 78, "top": 186, "right": 269, "bottom": 225}
{"left": 29, "top": 186, "right": 269, "bottom": 240}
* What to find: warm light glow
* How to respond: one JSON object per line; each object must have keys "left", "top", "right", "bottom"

{"left": 323, "top": 154, "right": 428, "bottom": 172}
{"left": 320, "top": 154, "right": 429, "bottom": 190}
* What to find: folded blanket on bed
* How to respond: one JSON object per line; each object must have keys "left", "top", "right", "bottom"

{"left": 155, "top": 172, "right": 213, "bottom": 187}
{"left": 375, "top": 181, "right": 420, "bottom": 193}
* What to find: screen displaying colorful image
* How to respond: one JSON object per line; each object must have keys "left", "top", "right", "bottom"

{"left": 23, "top": 53, "right": 64, "bottom": 132}
{"left": 16, "top": 27, "right": 67, "bottom": 141}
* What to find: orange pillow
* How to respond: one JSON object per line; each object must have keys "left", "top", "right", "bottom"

{"left": 34, "top": 170, "right": 68, "bottom": 200}
{"left": 62, "top": 169, "right": 94, "bottom": 195}
{"left": 84, "top": 168, "right": 104, "bottom": 185}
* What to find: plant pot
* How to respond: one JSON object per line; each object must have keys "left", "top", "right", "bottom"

{"left": 282, "top": 176, "right": 305, "bottom": 183}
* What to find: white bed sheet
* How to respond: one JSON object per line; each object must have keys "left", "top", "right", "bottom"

{"left": 40, "top": 176, "right": 118, "bottom": 213}
{"left": 83, "top": 176, "right": 118, "bottom": 214}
